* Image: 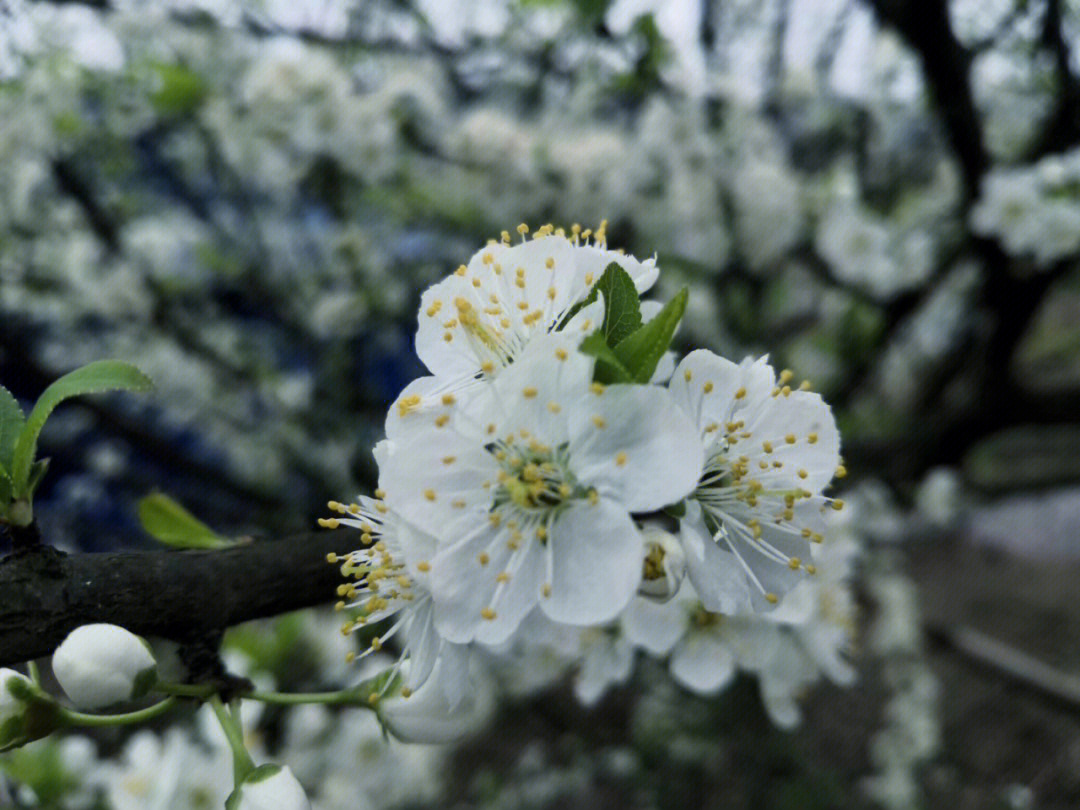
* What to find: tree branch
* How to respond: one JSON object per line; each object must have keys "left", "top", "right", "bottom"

{"left": 0, "top": 531, "right": 354, "bottom": 669}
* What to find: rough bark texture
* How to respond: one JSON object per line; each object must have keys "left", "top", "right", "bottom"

{"left": 0, "top": 532, "right": 353, "bottom": 668}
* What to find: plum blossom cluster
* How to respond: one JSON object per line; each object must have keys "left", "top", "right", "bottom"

{"left": 321, "top": 224, "right": 847, "bottom": 731}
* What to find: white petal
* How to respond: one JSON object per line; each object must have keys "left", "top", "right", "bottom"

{"left": 376, "top": 423, "right": 494, "bottom": 541}
{"left": 669, "top": 351, "right": 775, "bottom": 434}
{"left": 741, "top": 390, "right": 840, "bottom": 493}
{"left": 431, "top": 522, "right": 544, "bottom": 645}
{"left": 620, "top": 595, "right": 688, "bottom": 656}
{"left": 385, "top": 376, "right": 457, "bottom": 442}
{"left": 680, "top": 502, "right": 753, "bottom": 615}
{"left": 669, "top": 631, "right": 736, "bottom": 694}
{"left": 540, "top": 498, "right": 644, "bottom": 625}
{"left": 569, "top": 384, "right": 703, "bottom": 512}
{"left": 574, "top": 633, "right": 635, "bottom": 706}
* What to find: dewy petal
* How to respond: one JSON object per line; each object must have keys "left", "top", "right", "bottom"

{"left": 569, "top": 384, "right": 703, "bottom": 513}
{"left": 431, "top": 522, "right": 544, "bottom": 645}
{"left": 669, "top": 631, "right": 736, "bottom": 694}
{"left": 541, "top": 498, "right": 644, "bottom": 625}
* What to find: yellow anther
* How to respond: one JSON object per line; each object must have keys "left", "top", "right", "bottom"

{"left": 547, "top": 287, "right": 557, "bottom": 300}
{"left": 368, "top": 693, "right": 379, "bottom": 705}
{"left": 545, "top": 257, "right": 555, "bottom": 269}
{"left": 547, "top": 401, "right": 561, "bottom": 413}
{"left": 481, "top": 360, "right": 496, "bottom": 374}
{"left": 417, "top": 561, "right": 431, "bottom": 572}
{"left": 482, "top": 252, "right": 494, "bottom": 265}
{"left": 835, "top": 465, "right": 847, "bottom": 478}
{"left": 423, "top": 489, "right": 437, "bottom": 501}
{"left": 590, "top": 382, "right": 605, "bottom": 395}
{"left": 344, "top": 651, "right": 356, "bottom": 662}
{"left": 435, "top": 414, "right": 450, "bottom": 427}
{"left": 703, "top": 382, "right": 714, "bottom": 393}
{"left": 831, "top": 500, "right": 845, "bottom": 511}
{"left": 397, "top": 394, "right": 422, "bottom": 416}
{"left": 779, "top": 369, "right": 794, "bottom": 384}
{"left": 481, "top": 607, "right": 497, "bottom": 620}
{"left": 501, "top": 230, "right": 511, "bottom": 243}
{"left": 478, "top": 552, "right": 490, "bottom": 566}
{"left": 735, "top": 386, "right": 747, "bottom": 399}
{"left": 496, "top": 572, "right": 510, "bottom": 584}
{"left": 535, "top": 526, "right": 548, "bottom": 540}
{"left": 523, "top": 386, "right": 538, "bottom": 398}
{"left": 788, "top": 558, "right": 801, "bottom": 570}
{"left": 443, "top": 332, "right": 453, "bottom": 342}
{"left": 615, "top": 451, "right": 627, "bottom": 467}
{"left": 764, "top": 593, "right": 780, "bottom": 604}
{"left": 455, "top": 264, "right": 467, "bottom": 276}
{"left": 425, "top": 300, "right": 443, "bottom": 317}
{"left": 441, "top": 393, "right": 456, "bottom": 405}
{"left": 785, "top": 434, "right": 796, "bottom": 444}
{"left": 807, "top": 432, "right": 818, "bottom": 444}
{"left": 805, "top": 564, "right": 817, "bottom": 575}
{"left": 684, "top": 369, "right": 692, "bottom": 382}
{"left": 762, "top": 441, "right": 773, "bottom": 453}
{"left": 797, "top": 469, "right": 808, "bottom": 479}
{"left": 442, "top": 455, "right": 456, "bottom": 465}
{"left": 542, "top": 583, "right": 552, "bottom": 597}
{"left": 401, "top": 687, "right": 413, "bottom": 698}
{"left": 326, "top": 552, "right": 339, "bottom": 563}
{"left": 318, "top": 518, "right": 340, "bottom": 529}
{"left": 591, "top": 416, "right": 606, "bottom": 429}
{"left": 799, "top": 380, "right": 812, "bottom": 391}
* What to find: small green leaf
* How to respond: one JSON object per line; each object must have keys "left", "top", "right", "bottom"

{"left": 150, "top": 63, "right": 207, "bottom": 117}
{"left": 0, "top": 384, "right": 24, "bottom": 475}
{"left": 137, "top": 492, "right": 232, "bottom": 550}
{"left": 11, "top": 361, "right": 153, "bottom": 495}
{"left": 612, "top": 287, "right": 688, "bottom": 383}
{"left": 579, "top": 331, "right": 634, "bottom": 385}
{"left": 558, "top": 262, "right": 641, "bottom": 343}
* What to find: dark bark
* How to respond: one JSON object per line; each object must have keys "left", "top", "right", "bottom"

{"left": 867, "top": 0, "right": 987, "bottom": 201}
{"left": 0, "top": 531, "right": 354, "bottom": 669}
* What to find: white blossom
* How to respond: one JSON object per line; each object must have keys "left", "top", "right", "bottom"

{"left": 235, "top": 765, "right": 310, "bottom": 810}
{"left": 380, "top": 331, "right": 702, "bottom": 644}
{"left": 668, "top": 351, "right": 842, "bottom": 612}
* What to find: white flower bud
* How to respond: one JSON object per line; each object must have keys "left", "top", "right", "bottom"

{"left": 235, "top": 765, "right": 310, "bottom": 810}
{"left": 637, "top": 525, "right": 686, "bottom": 603}
{"left": 52, "top": 624, "right": 157, "bottom": 709}
{"left": 0, "top": 668, "right": 34, "bottom": 749}
{"left": 0, "top": 669, "right": 32, "bottom": 724}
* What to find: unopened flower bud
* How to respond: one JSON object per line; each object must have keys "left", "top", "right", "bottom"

{"left": 52, "top": 624, "right": 157, "bottom": 709}
{"left": 637, "top": 525, "right": 686, "bottom": 602}
{"left": 233, "top": 764, "right": 310, "bottom": 810}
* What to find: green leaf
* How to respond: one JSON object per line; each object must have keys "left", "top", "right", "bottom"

{"left": 25, "top": 458, "right": 49, "bottom": 497}
{"left": 137, "top": 492, "right": 232, "bottom": 549}
{"left": 150, "top": 63, "right": 207, "bottom": 117}
{"left": 558, "top": 262, "right": 641, "bottom": 343}
{"left": 612, "top": 287, "right": 688, "bottom": 383}
{"left": 11, "top": 361, "right": 153, "bottom": 494}
{"left": 0, "top": 384, "right": 24, "bottom": 475}
{"left": 0, "top": 469, "right": 11, "bottom": 517}
{"left": 579, "top": 331, "right": 634, "bottom": 385}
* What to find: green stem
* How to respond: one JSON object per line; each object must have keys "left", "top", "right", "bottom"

{"left": 59, "top": 697, "right": 177, "bottom": 728}
{"left": 209, "top": 694, "right": 255, "bottom": 785}
{"left": 26, "top": 661, "right": 41, "bottom": 688}
{"left": 247, "top": 689, "right": 369, "bottom": 707}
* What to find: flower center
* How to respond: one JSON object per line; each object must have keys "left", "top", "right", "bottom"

{"left": 490, "top": 440, "right": 581, "bottom": 522}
